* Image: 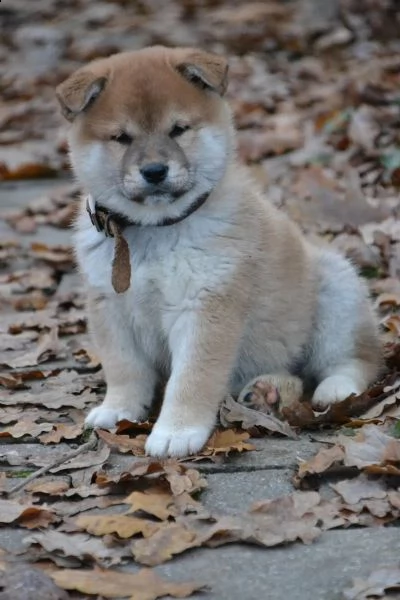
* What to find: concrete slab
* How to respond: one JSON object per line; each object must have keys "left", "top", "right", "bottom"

{"left": 156, "top": 528, "right": 399, "bottom": 600}
{"left": 1, "top": 526, "right": 397, "bottom": 600}
{"left": 203, "top": 470, "right": 294, "bottom": 514}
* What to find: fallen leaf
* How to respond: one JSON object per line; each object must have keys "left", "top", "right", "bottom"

{"left": 0, "top": 416, "right": 53, "bottom": 439}
{"left": 1, "top": 387, "right": 97, "bottom": 409}
{"left": 132, "top": 490, "right": 324, "bottom": 566}
{"left": 132, "top": 523, "right": 200, "bottom": 566}
{"left": 0, "top": 163, "right": 57, "bottom": 181}
{"left": 97, "top": 429, "right": 147, "bottom": 455}
{"left": 343, "top": 564, "right": 400, "bottom": 599}
{"left": 163, "top": 463, "right": 207, "bottom": 496}
{"left": 30, "top": 242, "right": 73, "bottom": 266}
{"left": 0, "top": 499, "right": 56, "bottom": 528}
{"left": 220, "top": 394, "right": 297, "bottom": 438}
{"left": 4, "top": 327, "right": 66, "bottom": 368}
{"left": 26, "top": 479, "right": 70, "bottom": 495}
{"left": 330, "top": 474, "right": 387, "bottom": 505}
{"left": 124, "top": 489, "right": 177, "bottom": 521}
{"left": 73, "top": 347, "right": 101, "bottom": 369}
{"left": 50, "top": 567, "right": 206, "bottom": 600}
{"left": 75, "top": 514, "right": 163, "bottom": 539}
{"left": 23, "top": 530, "right": 130, "bottom": 567}
{"left": 200, "top": 429, "right": 256, "bottom": 457}
{"left": 39, "top": 423, "right": 84, "bottom": 444}
{"left": 297, "top": 445, "right": 345, "bottom": 479}
{"left": 342, "top": 425, "right": 400, "bottom": 469}
{"left": 50, "top": 442, "right": 110, "bottom": 473}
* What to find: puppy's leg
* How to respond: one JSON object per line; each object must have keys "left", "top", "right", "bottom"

{"left": 312, "top": 359, "right": 373, "bottom": 409}
{"left": 145, "top": 299, "right": 243, "bottom": 458}
{"left": 308, "top": 250, "right": 381, "bottom": 410}
{"left": 85, "top": 294, "right": 157, "bottom": 428}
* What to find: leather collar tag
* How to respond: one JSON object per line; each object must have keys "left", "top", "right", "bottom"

{"left": 86, "top": 198, "right": 131, "bottom": 294}
{"left": 109, "top": 220, "right": 131, "bottom": 294}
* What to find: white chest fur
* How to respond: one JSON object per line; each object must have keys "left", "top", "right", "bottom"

{"left": 74, "top": 205, "right": 243, "bottom": 349}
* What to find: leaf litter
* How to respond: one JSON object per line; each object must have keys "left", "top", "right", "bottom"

{"left": 1, "top": 0, "right": 400, "bottom": 597}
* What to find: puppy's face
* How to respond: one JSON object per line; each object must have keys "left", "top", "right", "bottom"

{"left": 57, "top": 46, "right": 233, "bottom": 223}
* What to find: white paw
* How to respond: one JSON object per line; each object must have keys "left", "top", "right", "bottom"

{"left": 312, "top": 375, "right": 361, "bottom": 410}
{"left": 145, "top": 424, "right": 212, "bottom": 458}
{"left": 85, "top": 405, "right": 141, "bottom": 429}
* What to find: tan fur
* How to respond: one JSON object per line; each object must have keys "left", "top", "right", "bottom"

{"left": 57, "top": 46, "right": 382, "bottom": 457}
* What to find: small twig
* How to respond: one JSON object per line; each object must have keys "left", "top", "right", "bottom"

{"left": 7, "top": 432, "right": 98, "bottom": 497}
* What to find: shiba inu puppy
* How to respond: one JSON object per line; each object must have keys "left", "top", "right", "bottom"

{"left": 56, "top": 46, "right": 381, "bottom": 457}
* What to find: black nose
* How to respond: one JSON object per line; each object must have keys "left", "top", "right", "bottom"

{"left": 139, "top": 162, "right": 169, "bottom": 184}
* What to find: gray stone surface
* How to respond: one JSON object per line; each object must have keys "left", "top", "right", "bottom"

{"left": 1, "top": 527, "right": 397, "bottom": 600}
{"left": 203, "top": 470, "right": 294, "bottom": 513}
{"left": 156, "top": 528, "right": 400, "bottom": 600}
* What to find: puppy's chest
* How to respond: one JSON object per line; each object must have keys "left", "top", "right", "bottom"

{"left": 131, "top": 242, "right": 228, "bottom": 314}
{"left": 80, "top": 224, "right": 236, "bottom": 308}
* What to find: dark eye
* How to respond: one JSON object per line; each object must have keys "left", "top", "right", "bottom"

{"left": 169, "top": 124, "right": 190, "bottom": 138}
{"left": 111, "top": 132, "right": 133, "bottom": 145}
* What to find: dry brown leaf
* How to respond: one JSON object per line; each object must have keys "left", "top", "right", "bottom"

{"left": 132, "top": 523, "right": 200, "bottom": 566}
{"left": 23, "top": 530, "right": 130, "bottom": 566}
{"left": 39, "top": 423, "right": 84, "bottom": 444}
{"left": 282, "top": 385, "right": 388, "bottom": 428}
{"left": 360, "top": 379, "right": 400, "bottom": 420}
{"left": 0, "top": 163, "right": 57, "bottom": 181}
{"left": 220, "top": 394, "right": 297, "bottom": 438}
{"left": 342, "top": 425, "right": 400, "bottom": 469}
{"left": 50, "top": 567, "right": 206, "bottom": 600}
{"left": 297, "top": 445, "right": 345, "bottom": 479}
{"left": 200, "top": 429, "right": 256, "bottom": 457}
{"left": 330, "top": 474, "right": 388, "bottom": 505}
{"left": 26, "top": 479, "right": 70, "bottom": 495}
{"left": 163, "top": 463, "right": 207, "bottom": 496}
{"left": 2, "top": 387, "right": 97, "bottom": 410}
{"left": 297, "top": 424, "right": 400, "bottom": 485}
{"left": 124, "top": 489, "right": 176, "bottom": 521}
{"left": 343, "top": 564, "right": 400, "bottom": 599}
{"left": 0, "top": 372, "right": 27, "bottom": 389}
{"left": 50, "top": 442, "right": 110, "bottom": 473}
{"left": 73, "top": 347, "right": 101, "bottom": 369}
{"left": 97, "top": 429, "right": 147, "bottom": 455}
{"left": 0, "top": 416, "right": 53, "bottom": 439}
{"left": 5, "top": 327, "right": 66, "bottom": 368}
{"left": 132, "top": 490, "right": 323, "bottom": 566}
{"left": 51, "top": 496, "right": 123, "bottom": 519}
{"left": 115, "top": 419, "right": 153, "bottom": 434}
{"left": 75, "top": 514, "right": 163, "bottom": 539}
{"left": 0, "top": 499, "right": 56, "bottom": 528}
{"left": 30, "top": 242, "right": 73, "bottom": 266}
{"left": 93, "top": 460, "right": 167, "bottom": 487}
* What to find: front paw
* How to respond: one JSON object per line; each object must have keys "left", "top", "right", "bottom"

{"left": 145, "top": 423, "right": 212, "bottom": 458}
{"left": 85, "top": 405, "right": 143, "bottom": 429}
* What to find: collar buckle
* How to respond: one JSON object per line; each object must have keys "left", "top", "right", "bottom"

{"left": 86, "top": 197, "right": 103, "bottom": 233}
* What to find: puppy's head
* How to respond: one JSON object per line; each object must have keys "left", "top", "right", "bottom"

{"left": 56, "top": 46, "right": 232, "bottom": 224}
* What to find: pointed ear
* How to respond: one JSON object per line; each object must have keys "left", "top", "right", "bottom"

{"left": 176, "top": 50, "right": 228, "bottom": 96}
{"left": 56, "top": 70, "right": 107, "bottom": 121}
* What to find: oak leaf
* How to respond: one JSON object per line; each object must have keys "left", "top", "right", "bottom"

{"left": 50, "top": 567, "right": 206, "bottom": 599}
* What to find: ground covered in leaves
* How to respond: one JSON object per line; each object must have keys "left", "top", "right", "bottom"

{"left": 1, "top": 0, "right": 400, "bottom": 599}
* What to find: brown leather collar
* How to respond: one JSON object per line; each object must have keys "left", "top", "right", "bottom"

{"left": 86, "top": 191, "right": 210, "bottom": 235}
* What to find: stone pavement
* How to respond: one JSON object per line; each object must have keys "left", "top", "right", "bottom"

{"left": 0, "top": 181, "right": 399, "bottom": 600}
